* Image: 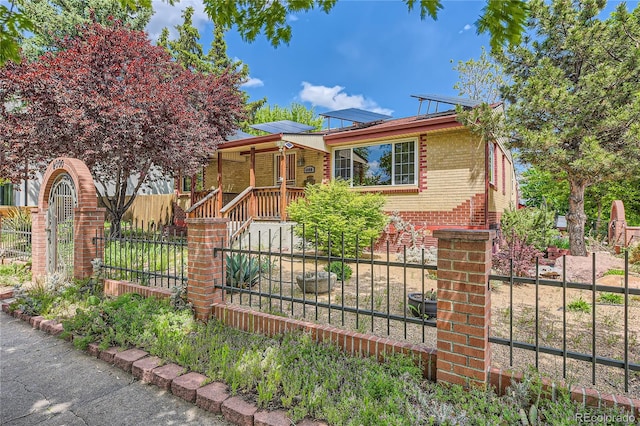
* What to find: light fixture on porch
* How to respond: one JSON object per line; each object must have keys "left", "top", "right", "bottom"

{"left": 276, "top": 140, "right": 294, "bottom": 153}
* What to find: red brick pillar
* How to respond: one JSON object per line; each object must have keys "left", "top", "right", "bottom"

{"left": 30, "top": 208, "right": 47, "bottom": 280}
{"left": 186, "top": 217, "right": 228, "bottom": 321}
{"left": 433, "top": 229, "right": 495, "bottom": 388}
{"left": 74, "top": 208, "right": 106, "bottom": 279}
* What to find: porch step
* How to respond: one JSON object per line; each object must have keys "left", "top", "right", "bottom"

{"left": 235, "top": 222, "right": 302, "bottom": 253}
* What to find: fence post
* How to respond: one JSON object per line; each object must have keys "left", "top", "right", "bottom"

{"left": 30, "top": 208, "right": 47, "bottom": 280}
{"left": 186, "top": 217, "right": 228, "bottom": 321}
{"left": 74, "top": 208, "right": 106, "bottom": 279}
{"left": 433, "top": 229, "right": 495, "bottom": 388}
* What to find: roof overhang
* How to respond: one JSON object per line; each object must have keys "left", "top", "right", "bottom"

{"left": 216, "top": 133, "right": 328, "bottom": 154}
{"left": 324, "top": 113, "right": 463, "bottom": 145}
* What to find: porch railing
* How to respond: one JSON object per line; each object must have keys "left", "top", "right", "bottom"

{"left": 186, "top": 188, "right": 219, "bottom": 219}
{"left": 253, "top": 186, "right": 304, "bottom": 221}
{"left": 220, "top": 186, "right": 253, "bottom": 240}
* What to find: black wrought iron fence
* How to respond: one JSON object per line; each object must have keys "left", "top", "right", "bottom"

{"left": 94, "top": 222, "right": 187, "bottom": 288}
{"left": 489, "top": 252, "right": 640, "bottom": 395}
{"left": 214, "top": 225, "right": 439, "bottom": 346}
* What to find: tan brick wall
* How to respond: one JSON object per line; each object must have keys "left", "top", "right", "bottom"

{"left": 343, "top": 129, "right": 486, "bottom": 213}
{"left": 488, "top": 146, "right": 517, "bottom": 223}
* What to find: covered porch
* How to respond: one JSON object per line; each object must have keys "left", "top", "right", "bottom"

{"left": 184, "top": 133, "right": 328, "bottom": 239}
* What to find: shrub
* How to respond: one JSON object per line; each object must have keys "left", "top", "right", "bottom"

{"left": 287, "top": 180, "right": 387, "bottom": 257}
{"left": 324, "top": 261, "right": 353, "bottom": 281}
{"left": 500, "top": 206, "right": 559, "bottom": 251}
{"left": 225, "top": 253, "right": 260, "bottom": 288}
{"left": 629, "top": 242, "right": 640, "bottom": 265}
{"left": 492, "top": 239, "right": 543, "bottom": 277}
{"left": 1, "top": 207, "right": 32, "bottom": 231}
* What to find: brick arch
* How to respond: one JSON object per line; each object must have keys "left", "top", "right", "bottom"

{"left": 609, "top": 200, "right": 627, "bottom": 247}
{"left": 38, "top": 157, "right": 97, "bottom": 210}
{"left": 31, "top": 158, "right": 104, "bottom": 281}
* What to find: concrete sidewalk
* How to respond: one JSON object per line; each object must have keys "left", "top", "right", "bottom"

{"left": 0, "top": 313, "right": 231, "bottom": 426}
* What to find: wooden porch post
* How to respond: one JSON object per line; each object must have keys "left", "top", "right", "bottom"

{"left": 250, "top": 147, "right": 256, "bottom": 218}
{"left": 279, "top": 150, "right": 287, "bottom": 222}
{"left": 216, "top": 151, "right": 223, "bottom": 216}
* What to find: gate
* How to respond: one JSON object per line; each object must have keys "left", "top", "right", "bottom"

{"left": 46, "top": 173, "right": 77, "bottom": 277}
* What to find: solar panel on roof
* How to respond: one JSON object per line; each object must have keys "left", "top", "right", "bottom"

{"left": 410, "top": 94, "right": 482, "bottom": 108}
{"left": 225, "top": 129, "right": 254, "bottom": 141}
{"left": 249, "top": 120, "right": 315, "bottom": 134}
{"left": 320, "top": 108, "right": 392, "bottom": 124}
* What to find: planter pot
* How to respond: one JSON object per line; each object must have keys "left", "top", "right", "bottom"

{"left": 295, "top": 271, "right": 336, "bottom": 294}
{"left": 408, "top": 292, "right": 437, "bottom": 319}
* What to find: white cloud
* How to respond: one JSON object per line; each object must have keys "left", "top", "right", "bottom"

{"left": 458, "top": 23, "right": 473, "bottom": 34}
{"left": 241, "top": 78, "right": 264, "bottom": 88}
{"left": 147, "top": 0, "right": 210, "bottom": 41}
{"left": 299, "top": 82, "right": 393, "bottom": 115}
{"left": 287, "top": 14, "right": 299, "bottom": 22}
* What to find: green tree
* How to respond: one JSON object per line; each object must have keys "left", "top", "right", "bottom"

{"left": 495, "top": 0, "right": 640, "bottom": 256}
{"left": 1, "top": 0, "right": 528, "bottom": 66}
{"left": 249, "top": 103, "right": 323, "bottom": 134}
{"left": 519, "top": 166, "right": 569, "bottom": 214}
{"left": 16, "top": 0, "right": 152, "bottom": 61}
{"left": 452, "top": 46, "right": 505, "bottom": 103}
{"left": 157, "top": 7, "right": 265, "bottom": 129}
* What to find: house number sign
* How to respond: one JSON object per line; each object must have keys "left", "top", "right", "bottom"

{"left": 304, "top": 166, "right": 315, "bottom": 174}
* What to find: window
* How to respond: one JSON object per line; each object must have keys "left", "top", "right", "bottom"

{"left": 488, "top": 143, "right": 496, "bottom": 186}
{"left": 180, "top": 171, "right": 203, "bottom": 193}
{"left": 502, "top": 153, "right": 506, "bottom": 195}
{"left": 333, "top": 140, "right": 417, "bottom": 187}
{"left": 275, "top": 153, "right": 296, "bottom": 184}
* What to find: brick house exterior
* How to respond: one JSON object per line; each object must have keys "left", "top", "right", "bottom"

{"left": 184, "top": 102, "right": 518, "bottom": 249}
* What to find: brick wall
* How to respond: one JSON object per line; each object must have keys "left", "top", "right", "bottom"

{"left": 211, "top": 303, "right": 437, "bottom": 380}
{"left": 103, "top": 279, "right": 172, "bottom": 299}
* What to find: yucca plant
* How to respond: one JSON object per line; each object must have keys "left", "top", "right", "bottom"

{"left": 225, "top": 253, "right": 260, "bottom": 288}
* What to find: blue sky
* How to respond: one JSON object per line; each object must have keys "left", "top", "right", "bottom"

{"left": 147, "top": 1, "right": 499, "bottom": 119}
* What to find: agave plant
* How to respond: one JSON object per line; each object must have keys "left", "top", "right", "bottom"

{"left": 225, "top": 253, "right": 260, "bottom": 288}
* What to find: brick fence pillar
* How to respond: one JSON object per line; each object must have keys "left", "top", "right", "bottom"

{"left": 74, "top": 207, "right": 106, "bottom": 279}
{"left": 433, "top": 229, "right": 494, "bottom": 388}
{"left": 30, "top": 208, "right": 47, "bottom": 280}
{"left": 186, "top": 217, "right": 228, "bottom": 321}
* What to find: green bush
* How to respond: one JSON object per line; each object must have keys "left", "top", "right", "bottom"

{"left": 287, "top": 180, "right": 387, "bottom": 257}
{"left": 629, "top": 242, "right": 640, "bottom": 265}
{"left": 500, "top": 206, "right": 559, "bottom": 251}
{"left": 324, "top": 261, "right": 353, "bottom": 281}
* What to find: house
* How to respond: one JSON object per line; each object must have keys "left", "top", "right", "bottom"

{"left": 184, "top": 94, "right": 518, "bottom": 249}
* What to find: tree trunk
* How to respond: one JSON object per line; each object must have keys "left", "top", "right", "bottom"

{"left": 110, "top": 213, "right": 124, "bottom": 238}
{"left": 567, "top": 179, "right": 588, "bottom": 256}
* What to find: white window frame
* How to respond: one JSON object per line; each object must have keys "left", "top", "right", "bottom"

{"left": 332, "top": 139, "right": 418, "bottom": 187}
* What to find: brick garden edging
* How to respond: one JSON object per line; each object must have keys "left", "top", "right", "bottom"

{"left": 0, "top": 299, "right": 327, "bottom": 426}
{"left": 103, "top": 279, "right": 172, "bottom": 299}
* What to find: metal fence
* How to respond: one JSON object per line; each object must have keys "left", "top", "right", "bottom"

{"left": 215, "top": 225, "right": 440, "bottom": 348}
{"left": 95, "top": 222, "right": 187, "bottom": 288}
{"left": 0, "top": 218, "right": 32, "bottom": 262}
{"left": 489, "top": 253, "right": 640, "bottom": 395}
{"left": 214, "top": 225, "right": 640, "bottom": 395}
